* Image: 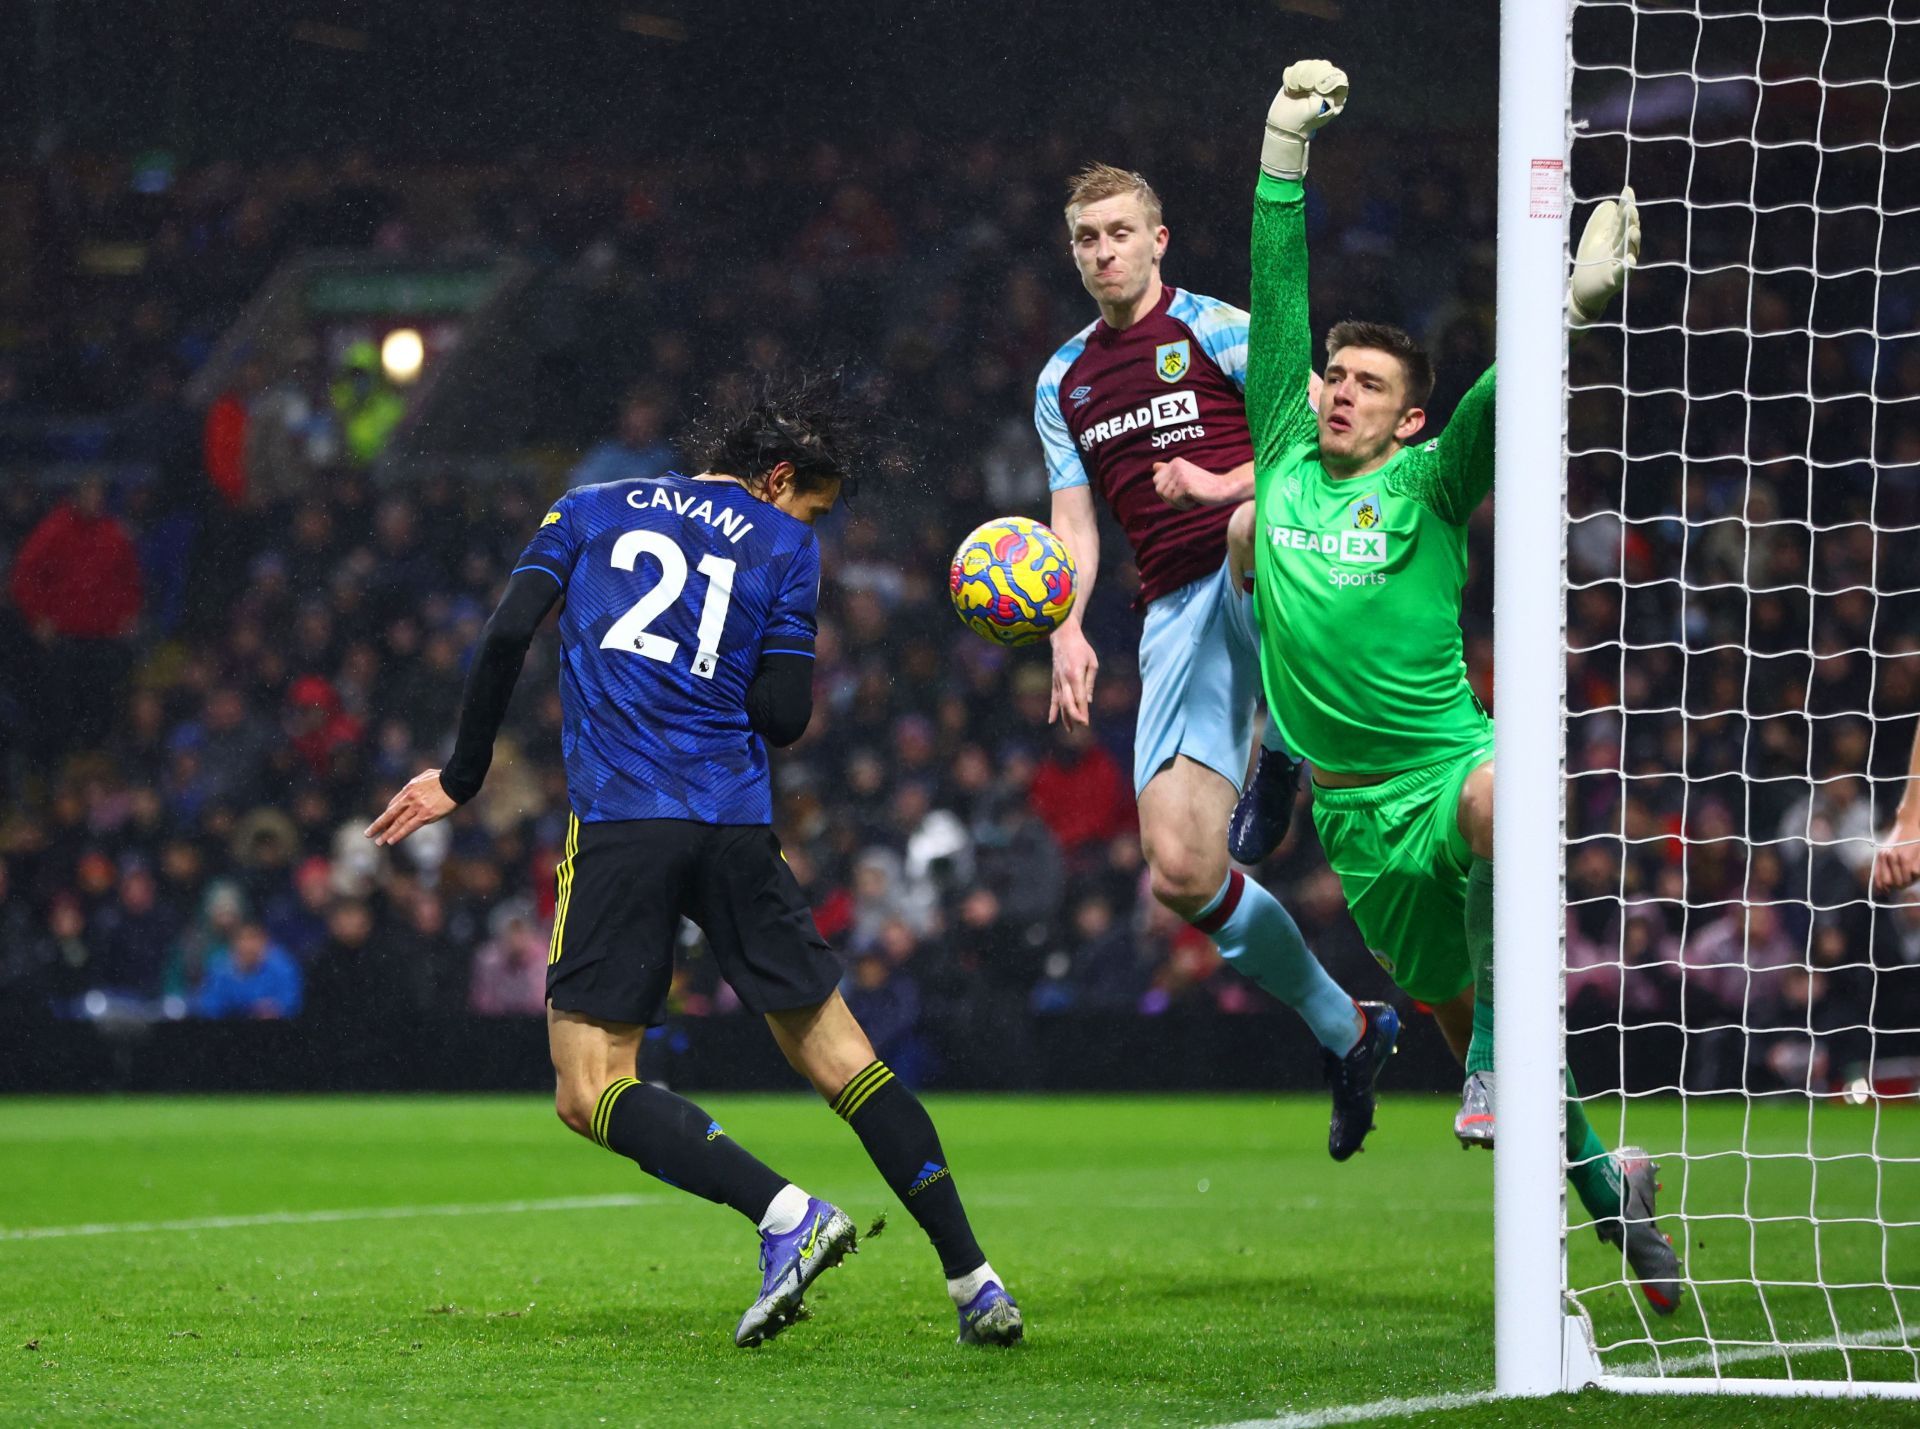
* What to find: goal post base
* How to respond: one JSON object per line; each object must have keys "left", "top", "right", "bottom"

{"left": 1562, "top": 1307, "right": 1604, "bottom": 1392}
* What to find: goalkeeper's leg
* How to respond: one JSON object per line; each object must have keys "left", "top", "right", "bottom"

{"left": 1455, "top": 760, "right": 1609, "bottom": 1200}
{"left": 1451, "top": 764, "right": 1682, "bottom": 1312}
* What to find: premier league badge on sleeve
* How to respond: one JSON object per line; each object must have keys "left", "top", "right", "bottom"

{"left": 1153, "top": 340, "right": 1190, "bottom": 383}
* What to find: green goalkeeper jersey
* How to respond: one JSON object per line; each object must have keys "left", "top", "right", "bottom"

{"left": 1247, "top": 174, "right": 1495, "bottom": 776}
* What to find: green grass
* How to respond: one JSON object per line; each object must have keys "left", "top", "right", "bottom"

{"left": 2, "top": 1093, "right": 1917, "bottom": 1426}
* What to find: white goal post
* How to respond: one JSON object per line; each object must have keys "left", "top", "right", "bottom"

{"left": 1497, "top": 0, "right": 1920, "bottom": 1401}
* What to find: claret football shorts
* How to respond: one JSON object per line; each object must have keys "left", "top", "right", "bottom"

{"left": 545, "top": 815, "right": 844, "bottom": 1026}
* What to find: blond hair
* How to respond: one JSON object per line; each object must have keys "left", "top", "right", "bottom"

{"left": 1064, "top": 163, "right": 1163, "bottom": 230}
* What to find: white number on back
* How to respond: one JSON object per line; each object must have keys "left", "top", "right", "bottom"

{"left": 600, "top": 531, "right": 737, "bottom": 679}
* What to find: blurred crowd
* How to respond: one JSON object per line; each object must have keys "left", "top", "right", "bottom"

{"left": 2, "top": 125, "right": 1914, "bottom": 1092}
{"left": 1559, "top": 113, "right": 1920, "bottom": 1090}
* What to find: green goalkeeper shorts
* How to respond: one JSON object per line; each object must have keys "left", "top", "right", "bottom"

{"left": 1309, "top": 739, "right": 1494, "bottom": 1006}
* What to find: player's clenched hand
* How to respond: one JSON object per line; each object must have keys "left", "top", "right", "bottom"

{"left": 365, "top": 769, "right": 458, "bottom": 847}
{"left": 1049, "top": 624, "right": 1099, "bottom": 730}
{"left": 1153, "top": 457, "right": 1234, "bottom": 510}
{"left": 1262, "top": 60, "right": 1349, "bottom": 181}
{"left": 1872, "top": 824, "right": 1920, "bottom": 897}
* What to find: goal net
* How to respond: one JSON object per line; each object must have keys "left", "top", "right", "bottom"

{"left": 1499, "top": 0, "right": 1920, "bottom": 1400}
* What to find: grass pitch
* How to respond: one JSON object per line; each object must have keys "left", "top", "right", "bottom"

{"left": 3, "top": 1092, "right": 1917, "bottom": 1426}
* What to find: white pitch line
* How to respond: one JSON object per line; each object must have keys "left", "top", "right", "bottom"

{"left": 1, "top": 1192, "right": 663, "bottom": 1241}
{"left": 1608, "top": 1324, "right": 1915, "bottom": 1377}
{"left": 1215, "top": 1390, "right": 1503, "bottom": 1429}
{"left": 1219, "top": 1327, "right": 1919, "bottom": 1427}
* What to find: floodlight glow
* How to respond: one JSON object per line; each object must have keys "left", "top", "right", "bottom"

{"left": 382, "top": 328, "right": 425, "bottom": 384}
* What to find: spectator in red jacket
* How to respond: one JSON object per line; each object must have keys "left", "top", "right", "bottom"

{"left": 7, "top": 477, "right": 143, "bottom": 751}
{"left": 9, "top": 477, "right": 142, "bottom": 640}
{"left": 284, "top": 674, "right": 364, "bottom": 781}
{"left": 1027, "top": 720, "right": 1136, "bottom": 858}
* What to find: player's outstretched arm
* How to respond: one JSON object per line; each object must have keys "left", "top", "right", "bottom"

{"left": 366, "top": 567, "right": 560, "bottom": 846}
{"left": 1397, "top": 187, "right": 1647, "bottom": 524}
{"left": 1873, "top": 720, "right": 1920, "bottom": 896}
{"left": 1047, "top": 483, "right": 1101, "bottom": 729}
{"left": 1568, "top": 187, "right": 1641, "bottom": 330}
{"left": 1247, "top": 61, "right": 1346, "bottom": 472}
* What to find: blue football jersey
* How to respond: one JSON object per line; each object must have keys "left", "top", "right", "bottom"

{"left": 514, "top": 473, "right": 819, "bottom": 825}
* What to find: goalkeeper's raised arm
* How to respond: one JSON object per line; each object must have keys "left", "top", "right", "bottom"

{"left": 1245, "top": 60, "right": 1346, "bottom": 474}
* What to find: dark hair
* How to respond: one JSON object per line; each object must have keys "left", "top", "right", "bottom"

{"left": 1323, "top": 320, "right": 1435, "bottom": 410}
{"left": 692, "top": 368, "right": 870, "bottom": 500}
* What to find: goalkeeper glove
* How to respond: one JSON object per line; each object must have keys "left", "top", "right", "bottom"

{"left": 1262, "top": 60, "right": 1348, "bottom": 182}
{"left": 1567, "top": 186, "right": 1641, "bottom": 328}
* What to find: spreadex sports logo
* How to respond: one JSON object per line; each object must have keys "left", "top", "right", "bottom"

{"left": 1077, "top": 390, "right": 1205, "bottom": 453}
{"left": 1268, "top": 492, "right": 1391, "bottom": 587}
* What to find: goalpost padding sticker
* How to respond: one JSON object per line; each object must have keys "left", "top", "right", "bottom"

{"left": 1529, "top": 158, "right": 1565, "bottom": 219}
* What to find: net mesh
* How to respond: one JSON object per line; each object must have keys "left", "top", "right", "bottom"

{"left": 1563, "top": 0, "right": 1920, "bottom": 1388}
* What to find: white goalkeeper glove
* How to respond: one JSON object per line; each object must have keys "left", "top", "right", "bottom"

{"left": 1567, "top": 186, "right": 1641, "bottom": 328}
{"left": 1261, "top": 60, "right": 1348, "bottom": 182}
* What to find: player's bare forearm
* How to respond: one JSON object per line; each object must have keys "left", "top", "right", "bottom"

{"left": 1153, "top": 458, "right": 1254, "bottom": 510}
{"left": 1049, "top": 487, "right": 1101, "bottom": 631}
{"left": 1048, "top": 486, "right": 1101, "bottom": 728}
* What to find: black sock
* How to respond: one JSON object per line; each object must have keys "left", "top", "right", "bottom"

{"left": 595, "top": 1077, "right": 786, "bottom": 1223}
{"left": 832, "top": 1061, "right": 985, "bottom": 1279}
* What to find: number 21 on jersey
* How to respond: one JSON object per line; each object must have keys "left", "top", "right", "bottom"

{"left": 600, "top": 530, "right": 735, "bottom": 680}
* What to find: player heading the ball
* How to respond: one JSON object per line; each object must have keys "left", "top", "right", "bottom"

{"left": 366, "top": 372, "right": 1021, "bottom": 1349}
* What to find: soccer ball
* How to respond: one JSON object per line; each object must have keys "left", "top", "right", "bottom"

{"left": 948, "top": 515, "right": 1077, "bottom": 647}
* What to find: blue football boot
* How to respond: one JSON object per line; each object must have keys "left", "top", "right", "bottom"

{"left": 733, "top": 1197, "right": 857, "bottom": 1347}
{"left": 1323, "top": 1001, "right": 1399, "bottom": 1161}
{"left": 955, "top": 1278, "right": 1024, "bottom": 1346}
{"left": 1228, "top": 744, "right": 1303, "bottom": 864}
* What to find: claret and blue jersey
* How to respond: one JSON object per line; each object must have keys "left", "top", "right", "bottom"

{"left": 1033, "top": 285, "right": 1256, "bottom": 606}
{"left": 514, "top": 473, "right": 819, "bottom": 826}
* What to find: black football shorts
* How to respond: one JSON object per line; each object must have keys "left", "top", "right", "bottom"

{"left": 545, "top": 815, "right": 843, "bottom": 1026}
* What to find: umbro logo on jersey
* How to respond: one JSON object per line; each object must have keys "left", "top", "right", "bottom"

{"left": 1068, "top": 384, "right": 1094, "bottom": 407}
